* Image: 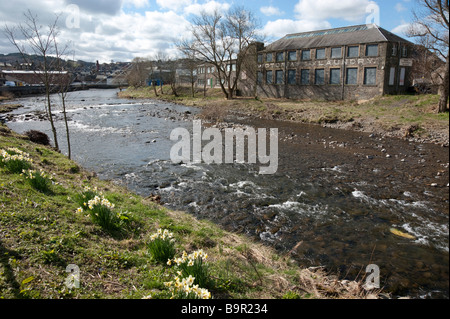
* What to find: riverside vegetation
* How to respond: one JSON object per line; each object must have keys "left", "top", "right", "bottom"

{"left": 0, "top": 124, "right": 380, "bottom": 299}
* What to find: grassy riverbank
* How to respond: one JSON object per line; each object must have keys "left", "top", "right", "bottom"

{"left": 0, "top": 124, "right": 376, "bottom": 299}
{"left": 119, "top": 86, "right": 449, "bottom": 146}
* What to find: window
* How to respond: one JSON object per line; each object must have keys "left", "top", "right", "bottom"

{"left": 276, "top": 70, "right": 284, "bottom": 84}
{"left": 301, "top": 50, "right": 311, "bottom": 60}
{"left": 301, "top": 69, "right": 310, "bottom": 85}
{"left": 331, "top": 47, "right": 342, "bottom": 59}
{"left": 266, "top": 70, "right": 273, "bottom": 84}
{"left": 346, "top": 68, "right": 358, "bottom": 85}
{"left": 330, "top": 69, "right": 341, "bottom": 85}
{"left": 364, "top": 67, "right": 377, "bottom": 85}
{"left": 257, "top": 71, "right": 263, "bottom": 84}
{"left": 288, "top": 51, "right": 297, "bottom": 61}
{"left": 402, "top": 46, "right": 408, "bottom": 57}
{"left": 316, "top": 48, "right": 326, "bottom": 60}
{"left": 276, "top": 52, "right": 284, "bottom": 62}
{"left": 347, "top": 46, "right": 359, "bottom": 58}
{"left": 366, "top": 44, "right": 378, "bottom": 57}
{"left": 288, "top": 70, "right": 296, "bottom": 85}
{"left": 315, "top": 69, "right": 325, "bottom": 85}
{"left": 399, "top": 67, "right": 406, "bottom": 86}
{"left": 257, "top": 54, "right": 263, "bottom": 63}
{"left": 266, "top": 53, "right": 273, "bottom": 62}
{"left": 392, "top": 45, "right": 397, "bottom": 56}
{"left": 389, "top": 67, "right": 395, "bottom": 86}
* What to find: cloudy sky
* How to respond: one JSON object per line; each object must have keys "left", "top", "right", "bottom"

{"left": 0, "top": 0, "right": 418, "bottom": 63}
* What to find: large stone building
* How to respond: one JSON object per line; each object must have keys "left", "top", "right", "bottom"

{"left": 247, "top": 24, "right": 414, "bottom": 101}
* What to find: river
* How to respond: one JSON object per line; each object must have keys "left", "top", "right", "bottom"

{"left": 2, "top": 88, "right": 449, "bottom": 298}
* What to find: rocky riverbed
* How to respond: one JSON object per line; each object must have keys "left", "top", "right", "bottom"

{"left": 2, "top": 89, "right": 449, "bottom": 298}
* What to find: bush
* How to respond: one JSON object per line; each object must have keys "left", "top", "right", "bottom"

{"left": 148, "top": 229, "right": 176, "bottom": 264}
{"left": 164, "top": 274, "right": 211, "bottom": 299}
{"left": 77, "top": 194, "right": 131, "bottom": 233}
{"left": 0, "top": 148, "right": 33, "bottom": 173}
{"left": 24, "top": 130, "right": 50, "bottom": 146}
{"left": 21, "top": 169, "right": 53, "bottom": 194}
{"left": 168, "top": 249, "right": 211, "bottom": 289}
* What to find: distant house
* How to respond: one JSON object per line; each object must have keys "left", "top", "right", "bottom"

{"left": 1, "top": 70, "right": 71, "bottom": 86}
{"left": 242, "top": 24, "right": 414, "bottom": 101}
{"left": 195, "top": 61, "right": 238, "bottom": 89}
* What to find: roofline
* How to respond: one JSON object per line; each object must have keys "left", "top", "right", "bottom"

{"left": 284, "top": 24, "right": 376, "bottom": 38}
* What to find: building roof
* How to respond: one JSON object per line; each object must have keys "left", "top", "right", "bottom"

{"left": 265, "top": 24, "right": 411, "bottom": 52}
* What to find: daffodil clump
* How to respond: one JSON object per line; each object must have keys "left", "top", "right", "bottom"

{"left": 148, "top": 228, "right": 176, "bottom": 264}
{"left": 164, "top": 272, "right": 211, "bottom": 300}
{"left": 21, "top": 169, "right": 53, "bottom": 193}
{"left": 76, "top": 192, "right": 130, "bottom": 232}
{"left": 0, "top": 148, "right": 33, "bottom": 173}
{"left": 168, "top": 249, "right": 210, "bottom": 288}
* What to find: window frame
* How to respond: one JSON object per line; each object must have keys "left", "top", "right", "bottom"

{"left": 276, "top": 52, "right": 285, "bottom": 62}
{"left": 275, "top": 70, "right": 284, "bottom": 85}
{"left": 316, "top": 48, "right": 326, "bottom": 60}
{"left": 300, "top": 69, "right": 310, "bottom": 85}
{"left": 363, "top": 67, "right": 377, "bottom": 86}
{"left": 329, "top": 68, "right": 341, "bottom": 85}
{"left": 314, "top": 68, "right": 325, "bottom": 85}
{"left": 301, "top": 49, "right": 311, "bottom": 61}
{"left": 331, "top": 47, "right": 342, "bottom": 59}
{"left": 365, "top": 44, "right": 379, "bottom": 57}
{"left": 345, "top": 67, "right": 358, "bottom": 85}
{"left": 266, "top": 70, "right": 273, "bottom": 84}
{"left": 347, "top": 46, "right": 359, "bottom": 58}
{"left": 288, "top": 69, "right": 296, "bottom": 85}
{"left": 288, "top": 51, "right": 297, "bottom": 61}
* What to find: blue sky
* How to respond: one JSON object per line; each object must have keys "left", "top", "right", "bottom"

{"left": 0, "top": 0, "right": 419, "bottom": 62}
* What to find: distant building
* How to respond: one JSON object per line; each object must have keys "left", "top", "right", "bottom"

{"left": 1, "top": 70, "right": 71, "bottom": 86}
{"left": 243, "top": 24, "right": 414, "bottom": 101}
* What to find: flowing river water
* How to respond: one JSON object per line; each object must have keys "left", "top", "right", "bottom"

{"left": 2, "top": 89, "right": 449, "bottom": 298}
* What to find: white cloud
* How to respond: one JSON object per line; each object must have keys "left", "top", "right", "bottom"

{"left": 260, "top": 6, "right": 284, "bottom": 17}
{"left": 294, "top": 0, "right": 376, "bottom": 22}
{"left": 0, "top": 0, "right": 192, "bottom": 63}
{"left": 260, "top": 19, "right": 332, "bottom": 40}
{"left": 124, "top": 0, "right": 150, "bottom": 9}
{"left": 392, "top": 24, "right": 409, "bottom": 35}
{"left": 184, "top": 1, "right": 231, "bottom": 16}
{"left": 156, "top": 0, "right": 193, "bottom": 11}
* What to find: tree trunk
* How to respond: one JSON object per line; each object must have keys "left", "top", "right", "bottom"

{"left": 45, "top": 83, "right": 59, "bottom": 151}
{"left": 61, "top": 93, "right": 71, "bottom": 159}
{"left": 152, "top": 82, "right": 159, "bottom": 97}
{"left": 438, "top": 53, "right": 449, "bottom": 113}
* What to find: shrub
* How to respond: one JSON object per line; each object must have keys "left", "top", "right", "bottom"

{"left": 168, "top": 249, "right": 211, "bottom": 288}
{"left": 24, "top": 130, "right": 50, "bottom": 146}
{"left": 21, "top": 169, "right": 53, "bottom": 194}
{"left": 77, "top": 194, "right": 131, "bottom": 233}
{"left": 0, "top": 148, "right": 33, "bottom": 173}
{"left": 147, "top": 229, "right": 176, "bottom": 264}
{"left": 164, "top": 273, "right": 211, "bottom": 299}
{"left": 73, "top": 186, "right": 99, "bottom": 207}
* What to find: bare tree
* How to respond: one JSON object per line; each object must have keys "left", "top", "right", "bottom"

{"left": 180, "top": 6, "right": 260, "bottom": 100}
{"left": 4, "top": 10, "right": 62, "bottom": 150}
{"left": 53, "top": 35, "right": 73, "bottom": 159}
{"left": 408, "top": 0, "right": 449, "bottom": 112}
{"left": 127, "top": 57, "right": 152, "bottom": 87}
